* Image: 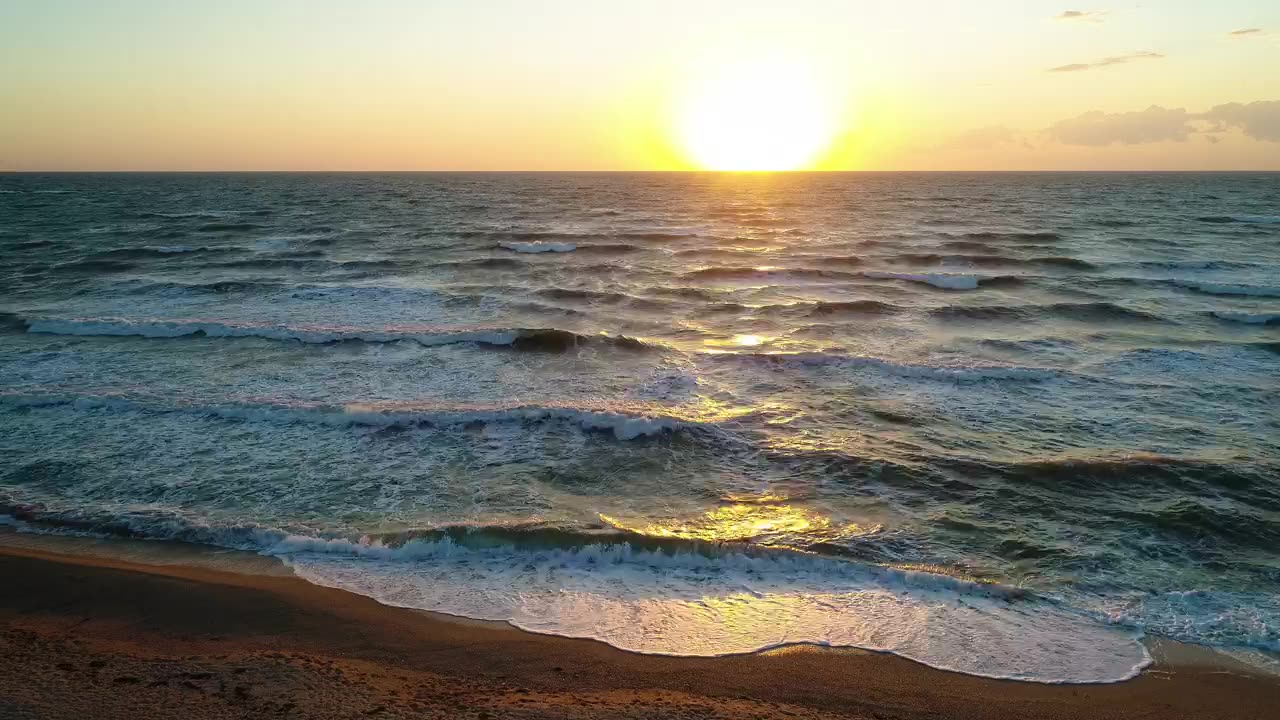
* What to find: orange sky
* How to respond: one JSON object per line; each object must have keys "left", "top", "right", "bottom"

{"left": 2, "top": 1, "right": 1279, "bottom": 170}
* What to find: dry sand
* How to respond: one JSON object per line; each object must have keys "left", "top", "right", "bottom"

{"left": 1, "top": 538, "right": 1277, "bottom": 719}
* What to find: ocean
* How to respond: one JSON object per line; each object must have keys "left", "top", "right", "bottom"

{"left": 1, "top": 172, "right": 1277, "bottom": 684}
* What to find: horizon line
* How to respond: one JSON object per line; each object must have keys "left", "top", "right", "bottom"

{"left": 4, "top": 169, "right": 1280, "bottom": 174}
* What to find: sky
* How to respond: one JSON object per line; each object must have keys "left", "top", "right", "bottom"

{"left": 2, "top": 0, "right": 1279, "bottom": 171}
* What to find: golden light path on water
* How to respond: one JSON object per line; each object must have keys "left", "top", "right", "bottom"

{"left": 600, "top": 503, "right": 880, "bottom": 546}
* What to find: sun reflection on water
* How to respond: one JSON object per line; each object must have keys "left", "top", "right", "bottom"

{"left": 601, "top": 502, "right": 878, "bottom": 546}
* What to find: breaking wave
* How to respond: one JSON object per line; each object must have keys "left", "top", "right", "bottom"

{"left": 0, "top": 508, "right": 1148, "bottom": 683}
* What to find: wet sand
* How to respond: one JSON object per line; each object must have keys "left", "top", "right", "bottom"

{"left": 1, "top": 539, "right": 1277, "bottom": 719}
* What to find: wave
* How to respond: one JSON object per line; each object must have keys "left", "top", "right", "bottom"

{"left": 1211, "top": 311, "right": 1280, "bottom": 325}
{"left": 195, "top": 222, "right": 267, "bottom": 233}
{"left": 709, "top": 352, "right": 1062, "bottom": 382}
{"left": 48, "top": 259, "right": 137, "bottom": 274}
{"left": 1197, "top": 215, "right": 1280, "bottom": 224}
{"left": 457, "top": 229, "right": 701, "bottom": 243}
{"left": 0, "top": 312, "right": 27, "bottom": 332}
{"left": 645, "top": 286, "right": 718, "bottom": 301}
{"left": 883, "top": 254, "right": 1096, "bottom": 271}
{"left": 19, "top": 316, "right": 654, "bottom": 352}
{"left": 800, "top": 300, "right": 904, "bottom": 316}
{"left": 930, "top": 305, "right": 1030, "bottom": 321}
{"left": 87, "top": 245, "right": 234, "bottom": 260}
{"left": 701, "top": 300, "right": 905, "bottom": 318}
{"left": 534, "top": 288, "right": 669, "bottom": 311}
{"left": 710, "top": 300, "right": 902, "bottom": 317}
{"left": 0, "top": 508, "right": 1148, "bottom": 683}
{"left": 953, "top": 231, "right": 1063, "bottom": 242}
{"left": 956, "top": 453, "right": 1272, "bottom": 492}
{"left": 863, "top": 272, "right": 986, "bottom": 290}
{"left": 434, "top": 257, "right": 526, "bottom": 270}
{"left": 0, "top": 393, "right": 706, "bottom": 440}
{"left": 1108, "top": 591, "right": 1280, "bottom": 655}
{"left": 1124, "top": 259, "right": 1264, "bottom": 271}
{"left": 1178, "top": 281, "right": 1280, "bottom": 298}
{"left": 137, "top": 210, "right": 272, "bottom": 221}
{"left": 207, "top": 257, "right": 413, "bottom": 274}
{"left": 931, "top": 302, "right": 1166, "bottom": 323}
{"left": 499, "top": 241, "right": 576, "bottom": 253}
{"left": 1048, "top": 302, "right": 1168, "bottom": 322}
{"left": 681, "top": 267, "right": 860, "bottom": 282}
{"left": 10, "top": 239, "right": 56, "bottom": 250}
{"left": 572, "top": 243, "right": 644, "bottom": 255}
{"left": 937, "top": 240, "right": 1001, "bottom": 253}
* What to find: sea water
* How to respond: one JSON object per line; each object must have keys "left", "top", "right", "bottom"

{"left": 1, "top": 172, "right": 1277, "bottom": 682}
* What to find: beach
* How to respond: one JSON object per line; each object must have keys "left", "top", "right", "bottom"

{"left": 2, "top": 534, "right": 1277, "bottom": 720}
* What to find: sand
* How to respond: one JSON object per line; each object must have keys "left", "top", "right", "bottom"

{"left": 1, "top": 537, "right": 1277, "bottom": 719}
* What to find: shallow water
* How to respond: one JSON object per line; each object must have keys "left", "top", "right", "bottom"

{"left": 1, "top": 172, "right": 1277, "bottom": 682}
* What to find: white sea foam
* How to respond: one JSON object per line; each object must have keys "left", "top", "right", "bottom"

{"left": 0, "top": 506, "right": 1147, "bottom": 682}
{"left": 864, "top": 272, "right": 982, "bottom": 290}
{"left": 1104, "top": 590, "right": 1280, "bottom": 653}
{"left": 499, "top": 241, "right": 577, "bottom": 253}
{"left": 267, "top": 535, "right": 1150, "bottom": 683}
{"left": 1212, "top": 311, "right": 1279, "bottom": 325}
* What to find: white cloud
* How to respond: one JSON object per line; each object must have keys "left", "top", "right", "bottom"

{"left": 1056, "top": 10, "right": 1105, "bottom": 23}
{"left": 1046, "top": 106, "right": 1192, "bottom": 145}
{"left": 1202, "top": 101, "right": 1280, "bottom": 142}
{"left": 1048, "top": 52, "right": 1164, "bottom": 73}
{"left": 1037, "top": 101, "right": 1280, "bottom": 146}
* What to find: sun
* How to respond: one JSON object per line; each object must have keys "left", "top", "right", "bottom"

{"left": 676, "top": 56, "right": 836, "bottom": 171}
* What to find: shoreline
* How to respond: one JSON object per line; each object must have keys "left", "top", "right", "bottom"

{"left": 2, "top": 534, "right": 1278, "bottom": 718}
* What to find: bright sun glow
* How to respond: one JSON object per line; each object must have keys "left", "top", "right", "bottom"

{"left": 676, "top": 56, "right": 836, "bottom": 171}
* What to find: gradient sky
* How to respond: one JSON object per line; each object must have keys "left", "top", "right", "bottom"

{"left": 2, "top": 1, "right": 1279, "bottom": 170}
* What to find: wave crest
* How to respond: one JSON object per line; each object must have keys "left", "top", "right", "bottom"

{"left": 20, "top": 316, "right": 654, "bottom": 352}
{"left": 1, "top": 393, "right": 718, "bottom": 440}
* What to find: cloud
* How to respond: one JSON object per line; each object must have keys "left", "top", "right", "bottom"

{"left": 1227, "top": 28, "right": 1262, "bottom": 38}
{"left": 1202, "top": 101, "right": 1280, "bottom": 142}
{"left": 1048, "top": 51, "right": 1164, "bottom": 72}
{"left": 1056, "top": 10, "right": 1105, "bottom": 22}
{"left": 1046, "top": 106, "right": 1193, "bottom": 145}
{"left": 1040, "top": 100, "right": 1280, "bottom": 146}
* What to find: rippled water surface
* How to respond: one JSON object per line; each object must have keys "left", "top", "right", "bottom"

{"left": 2, "top": 172, "right": 1277, "bottom": 682}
